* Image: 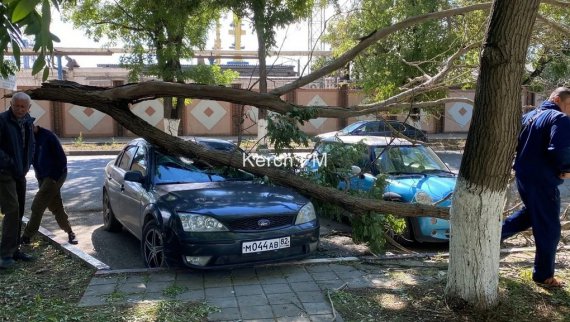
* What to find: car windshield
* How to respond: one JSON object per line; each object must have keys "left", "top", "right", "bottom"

{"left": 153, "top": 151, "right": 254, "bottom": 185}
{"left": 374, "top": 145, "right": 450, "bottom": 174}
{"left": 340, "top": 121, "right": 366, "bottom": 134}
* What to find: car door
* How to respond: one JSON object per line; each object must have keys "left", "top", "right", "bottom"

{"left": 120, "top": 145, "right": 149, "bottom": 236}
{"left": 107, "top": 145, "right": 137, "bottom": 225}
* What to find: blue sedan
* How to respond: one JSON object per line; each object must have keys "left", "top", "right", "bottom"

{"left": 103, "top": 138, "right": 319, "bottom": 268}
{"left": 307, "top": 135, "right": 453, "bottom": 243}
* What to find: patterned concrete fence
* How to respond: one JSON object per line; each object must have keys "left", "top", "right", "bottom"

{"left": 1, "top": 86, "right": 538, "bottom": 139}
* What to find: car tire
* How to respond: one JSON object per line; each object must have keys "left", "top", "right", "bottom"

{"left": 102, "top": 191, "right": 122, "bottom": 232}
{"left": 141, "top": 220, "right": 181, "bottom": 268}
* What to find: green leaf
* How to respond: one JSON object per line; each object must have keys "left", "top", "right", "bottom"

{"left": 42, "top": 66, "right": 49, "bottom": 81}
{"left": 12, "top": 0, "right": 41, "bottom": 23}
{"left": 32, "top": 54, "right": 45, "bottom": 75}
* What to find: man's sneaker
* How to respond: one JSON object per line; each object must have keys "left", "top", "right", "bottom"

{"left": 0, "top": 257, "right": 15, "bottom": 269}
{"left": 68, "top": 232, "right": 78, "bottom": 245}
{"left": 13, "top": 251, "right": 34, "bottom": 262}
{"left": 21, "top": 236, "right": 31, "bottom": 245}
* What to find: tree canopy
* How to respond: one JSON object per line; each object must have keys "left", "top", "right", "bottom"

{"left": 0, "top": 0, "right": 62, "bottom": 79}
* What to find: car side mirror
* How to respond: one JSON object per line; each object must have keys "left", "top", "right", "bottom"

{"left": 124, "top": 170, "right": 144, "bottom": 183}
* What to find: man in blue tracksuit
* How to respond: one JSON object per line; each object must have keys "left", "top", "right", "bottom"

{"left": 0, "top": 92, "right": 35, "bottom": 269}
{"left": 21, "top": 126, "right": 77, "bottom": 245}
{"left": 502, "top": 87, "right": 570, "bottom": 287}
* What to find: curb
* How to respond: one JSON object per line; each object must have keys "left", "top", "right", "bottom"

{"left": 23, "top": 216, "right": 111, "bottom": 271}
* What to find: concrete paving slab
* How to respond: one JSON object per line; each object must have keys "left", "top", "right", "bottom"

{"left": 144, "top": 281, "right": 171, "bottom": 293}
{"left": 175, "top": 289, "right": 205, "bottom": 302}
{"left": 237, "top": 294, "right": 269, "bottom": 307}
{"left": 175, "top": 278, "right": 205, "bottom": 290}
{"left": 234, "top": 284, "right": 264, "bottom": 296}
{"left": 295, "top": 291, "right": 327, "bottom": 303}
{"left": 310, "top": 314, "right": 339, "bottom": 322}
{"left": 310, "top": 271, "right": 340, "bottom": 281}
{"left": 83, "top": 283, "right": 116, "bottom": 296}
{"left": 262, "top": 283, "right": 292, "bottom": 294}
{"left": 289, "top": 281, "right": 320, "bottom": 292}
{"left": 207, "top": 307, "right": 240, "bottom": 321}
{"left": 240, "top": 304, "right": 274, "bottom": 320}
{"left": 117, "top": 282, "right": 146, "bottom": 294}
{"left": 271, "top": 303, "right": 305, "bottom": 317}
{"left": 266, "top": 292, "right": 299, "bottom": 305}
{"left": 302, "top": 302, "right": 333, "bottom": 315}
{"left": 205, "top": 286, "right": 235, "bottom": 298}
{"left": 207, "top": 296, "right": 238, "bottom": 308}
{"left": 257, "top": 275, "right": 289, "bottom": 285}
{"left": 143, "top": 292, "right": 169, "bottom": 301}
{"left": 276, "top": 317, "right": 311, "bottom": 322}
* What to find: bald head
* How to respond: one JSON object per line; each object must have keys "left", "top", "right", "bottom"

{"left": 549, "top": 87, "right": 570, "bottom": 114}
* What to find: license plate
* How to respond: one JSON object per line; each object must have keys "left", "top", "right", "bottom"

{"left": 242, "top": 237, "right": 290, "bottom": 254}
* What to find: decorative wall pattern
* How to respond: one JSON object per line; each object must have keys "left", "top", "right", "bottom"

{"left": 131, "top": 100, "right": 163, "bottom": 127}
{"left": 68, "top": 105, "right": 106, "bottom": 131}
{"left": 306, "top": 95, "right": 328, "bottom": 129}
{"left": 190, "top": 100, "right": 227, "bottom": 130}
{"left": 29, "top": 100, "right": 46, "bottom": 123}
{"left": 448, "top": 102, "right": 473, "bottom": 128}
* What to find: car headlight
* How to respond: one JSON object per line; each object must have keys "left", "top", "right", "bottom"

{"left": 178, "top": 213, "right": 229, "bottom": 232}
{"left": 414, "top": 190, "right": 433, "bottom": 205}
{"left": 295, "top": 202, "right": 317, "bottom": 225}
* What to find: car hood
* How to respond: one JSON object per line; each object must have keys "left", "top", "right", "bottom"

{"left": 154, "top": 181, "right": 306, "bottom": 216}
{"left": 316, "top": 131, "right": 340, "bottom": 140}
{"left": 386, "top": 174, "right": 456, "bottom": 203}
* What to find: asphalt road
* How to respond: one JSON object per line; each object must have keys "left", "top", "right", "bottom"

{"left": 23, "top": 151, "right": 570, "bottom": 270}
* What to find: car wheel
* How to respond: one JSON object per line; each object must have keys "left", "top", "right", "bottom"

{"left": 102, "top": 191, "right": 122, "bottom": 232}
{"left": 142, "top": 220, "right": 167, "bottom": 268}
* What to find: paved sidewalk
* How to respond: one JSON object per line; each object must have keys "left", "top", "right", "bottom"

{"left": 79, "top": 262, "right": 392, "bottom": 321}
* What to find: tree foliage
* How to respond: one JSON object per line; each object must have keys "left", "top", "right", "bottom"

{"left": 324, "top": 0, "right": 570, "bottom": 101}
{"left": 0, "top": 0, "right": 62, "bottom": 80}
{"left": 62, "top": 0, "right": 237, "bottom": 118}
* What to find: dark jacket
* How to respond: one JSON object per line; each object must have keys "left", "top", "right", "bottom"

{"left": 33, "top": 126, "right": 67, "bottom": 181}
{"left": 0, "top": 108, "right": 35, "bottom": 178}
{"left": 514, "top": 100, "right": 570, "bottom": 186}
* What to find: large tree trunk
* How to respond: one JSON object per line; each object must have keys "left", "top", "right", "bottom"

{"left": 445, "top": 0, "right": 541, "bottom": 309}
{"left": 253, "top": 3, "right": 269, "bottom": 145}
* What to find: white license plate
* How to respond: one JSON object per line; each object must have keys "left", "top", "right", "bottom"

{"left": 242, "top": 237, "right": 290, "bottom": 254}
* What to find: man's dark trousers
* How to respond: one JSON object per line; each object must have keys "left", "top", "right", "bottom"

{"left": 502, "top": 177, "right": 561, "bottom": 282}
{"left": 0, "top": 174, "right": 26, "bottom": 258}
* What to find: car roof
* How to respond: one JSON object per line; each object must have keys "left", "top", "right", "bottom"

{"left": 128, "top": 137, "right": 237, "bottom": 149}
{"left": 319, "top": 135, "right": 414, "bottom": 146}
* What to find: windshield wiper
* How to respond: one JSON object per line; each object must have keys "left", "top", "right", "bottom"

{"left": 422, "top": 169, "right": 457, "bottom": 175}
{"left": 386, "top": 171, "right": 426, "bottom": 176}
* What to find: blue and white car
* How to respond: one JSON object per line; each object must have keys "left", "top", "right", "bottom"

{"left": 307, "top": 135, "right": 454, "bottom": 243}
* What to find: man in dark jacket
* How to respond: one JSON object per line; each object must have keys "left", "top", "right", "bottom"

{"left": 502, "top": 87, "right": 570, "bottom": 287}
{"left": 21, "top": 126, "right": 77, "bottom": 245}
{"left": 0, "top": 92, "right": 35, "bottom": 269}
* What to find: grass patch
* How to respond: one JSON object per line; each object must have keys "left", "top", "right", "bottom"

{"left": 0, "top": 238, "right": 214, "bottom": 322}
{"left": 330, "top": 266, "right": 570, "bottom": 322}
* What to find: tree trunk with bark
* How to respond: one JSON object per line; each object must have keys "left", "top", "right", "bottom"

{"left": 445, "top": 0, "right": 541, "bottom": 309}
{"left": 253, "top": 3, "right": 269, "bottom": 144}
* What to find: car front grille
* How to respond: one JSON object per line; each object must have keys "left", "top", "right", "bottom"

{"left": 227, "top": 216, "right": 294, "bottom": 231}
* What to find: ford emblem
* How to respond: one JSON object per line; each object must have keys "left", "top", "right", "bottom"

{"left": 258, "top": 219, "right": 271, "bottom": 227}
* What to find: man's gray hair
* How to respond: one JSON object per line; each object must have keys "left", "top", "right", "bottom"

{"left": 11, "top": 92, "right": 31, "bottom": 105}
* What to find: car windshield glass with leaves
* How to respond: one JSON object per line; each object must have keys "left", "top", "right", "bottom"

{"left": 340, "top": 121, "right": 367, "bottom": 134}
{"left": 153, "top": 151, "right": 253, "bottom": 184}
{"left": 375, "top": 145, "right": 449, "bottom": 174}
